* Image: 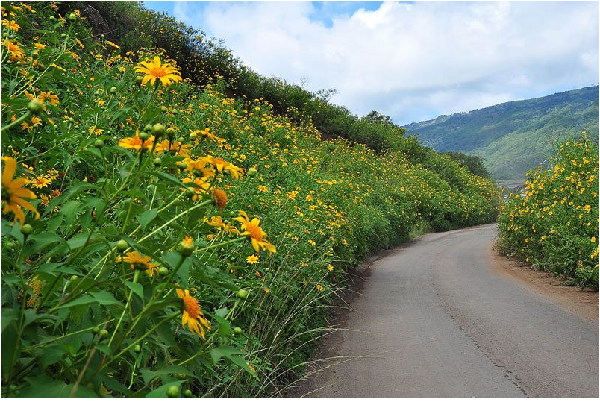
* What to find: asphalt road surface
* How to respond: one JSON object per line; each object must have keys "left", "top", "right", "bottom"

{"left": 293, "top": 224, "right": 598, "bottom": 397}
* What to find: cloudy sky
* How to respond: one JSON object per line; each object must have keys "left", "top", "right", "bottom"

{"left": 145, "top": 1, "right": 599, "bottom": 125}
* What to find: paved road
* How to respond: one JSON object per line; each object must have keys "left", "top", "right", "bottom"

{"left": 295, "top": 224, "right": 598, "bottom": 397}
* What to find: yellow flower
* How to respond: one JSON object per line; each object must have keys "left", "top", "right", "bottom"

{"left": 316, "top": 284, "right": 323, "bottom": 292}
{"left": 181, "top": 176, "right": 211, "bottom": 201}
{"left": 29, "top": 175, "right": 51, "bottom": 189}
{"left": 1, "top": 19, "right": 19, "bottom": 31}
{"left": 212, "top": 188, "right": 228, "bottom": 210}
{"left": 2, "top": 39, "right": 24, "bottom": 60}
{"left": 327, "top": 264, "right": 334, "bottom": 271}
{"left": 205, "top": 215, "right": 239, "bottom": 235}
{"left": 205, "top": 155, "right": 243, "bottom": 179}
{"left": 233, "top": 211, "right": 276, "bottom": 254}
{"left": 105, "top": 40, "right": 120, "bottom": 49}
{"left": 176, "top": 288, "right": 211, "bottom": 338}
{"left": 154, "top": 140, "right": 191, "bottom": 157}
{"left": 1, "top": 157, "right": 39, "bottom": 225}
{"left": 33, "top": 43, "right": 46, "bottom": 53}
{"left": 135, "top": 56, "right": 182, "bottom": 87}
{"left": 117, "top": 251, "right": 158, "bottom": 276}
{"left": 184, "top": 157, "right": 215, "bottom": 178}
{"left": 246, "top": 255, "right": 259, "bottom": 264}
{"left": 118, "top": 132, "right": 155, "bottom": 152}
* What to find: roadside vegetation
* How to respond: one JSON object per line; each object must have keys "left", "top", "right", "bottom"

{"left": 1, "top": 2, "right": 499, "bottom": 397}
{"left": 498, "top": 135, "right": 599, "bottom": 289}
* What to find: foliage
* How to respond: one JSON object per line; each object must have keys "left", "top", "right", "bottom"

{"left": 1, "top": 2, "right": 500, "bottom": 397}
{"left": 442, "top": 151, "right": 491, "bottom": 179}
{"left": 63, "top": 1, "right": 448, "bottom": 157}
{"left": 497, "top": 136, "right": 599, "bottom": 289}
{"left": 405, "top": 86, "right": 599, "bottom": 180}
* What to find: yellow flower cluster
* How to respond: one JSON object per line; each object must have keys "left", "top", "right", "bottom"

{"left": 498, "top": 137, "right": 598, "bottom": 288}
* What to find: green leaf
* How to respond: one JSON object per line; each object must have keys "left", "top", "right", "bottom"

{"left": 84, "top": 197, "right": 106, "bottom": 216}
{"left": 162, "top": 251, "right": 182, "bottom": 269}
{"left": 67, "top": 232, "right": 99, "bottom": 250}
{"left": 207, "top": 312, "right": 232, "bottom": 336}
{"left": 140, "top": 366, "right": 192, "bottom": 384}
{"left": 176, "top": 258, "right": 191, "bottom": 284}
{"left": 85, "top": 147, "right": 103, "bottom": 160}
{"left": 47, "top": 182, "right": 97, "bottom": 212}
{"left": 19, "top": 375, "right": 98, "bottom": 397}
{"left": 9, "top": 221, "right": 24, "bottom": 245}
{"left": 210, "top": 346, "right": 256, "bottom": 377}
{"left": 151, "top": 171, "right": 188, "bottom": 189}
{"left": 23, "top": 309, "right": 56, "bottom": 327}
{"left": 96, "top": 344, "right": 112, "bottom": 356}
{"left": 125, "top": 281, "right": 144, "bottom": 300}
{"left": 90, "top": 290, "right": 121, "bottom": 306}
{"left": 29, "top": 232, "right": 66, "bottom": 253}
{"left": 46, "top": 214, "right": 64, "bottom": 232}
{"left": 58, "top": 294, "right": 95, "bottom": 309}
{"left": 1, "top": 324, "right": 17, "bottom": 380}
{"left": 137, "top": 209, "right": 158, "bottom": 230}
{"left": 37, "top": 345, "right": 67, "bottom": 370}
{"left": 1, "top": 308, "right": 18, "bottom": 333}
{"left": 59, "top": 200, "right": 82, "bottom": 224}
{"left": 1, "top": 219, "right": 13, "bottom": 237}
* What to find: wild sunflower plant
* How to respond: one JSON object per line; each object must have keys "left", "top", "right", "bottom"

{"left": 498, "top": 135, "right": 599, "bottom": 289}
{"left": 0, "top": 3, "right": 265, "bottom": 397}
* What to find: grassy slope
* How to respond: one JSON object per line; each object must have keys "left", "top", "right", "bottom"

{"left": 404, "top": 86, "right": 599, "bottom": 180}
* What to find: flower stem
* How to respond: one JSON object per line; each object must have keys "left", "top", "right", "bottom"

{"left": 99, "top": 311, "right": 179, "bottom": 372}
{"left": 108, "top": 270, "right": 140, "bottom": 346}
{"left": 1, "top": 111, "right": 31, "bottom": 133}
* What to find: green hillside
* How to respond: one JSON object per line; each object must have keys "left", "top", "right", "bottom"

{"left": 404, "top": 86, "right": 599, "bottom": 180}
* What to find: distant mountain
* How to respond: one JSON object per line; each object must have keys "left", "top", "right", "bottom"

{"left": 404, "top": 86, "right": 599, "bottom": 180}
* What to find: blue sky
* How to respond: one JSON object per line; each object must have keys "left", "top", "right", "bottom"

{"left": 143, "top": 1, "right": 599, "bottom": 125}
{"left": 146, "top": 1, "right": 385, "bottom": 28}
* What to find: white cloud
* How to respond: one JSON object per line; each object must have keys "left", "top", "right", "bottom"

{"left": 174, "top": 1, "right": 599, "bottom": 125}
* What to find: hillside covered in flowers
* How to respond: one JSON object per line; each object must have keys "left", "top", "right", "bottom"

{"left": 1, "top": 2, "right": 501, "bottom": 397}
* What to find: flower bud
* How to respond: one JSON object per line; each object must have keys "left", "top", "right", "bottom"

{"left": 27, "top": 99, "right": 44, "bottom": 115}
{"left": 152, "top": 123, "right": 165, "bottom": 137}
{"left": 166, "top": 386, "right": 179, "bottom": 398}
{"left": 20, "top": 223, "right": 33, "bottom": 235}
{"left": 178, "top": 236, "right": 194, "bottom": 257}
{"left": 115, "top": 239, "right": 129, "bottom": 252}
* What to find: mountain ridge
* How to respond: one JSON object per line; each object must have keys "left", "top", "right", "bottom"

{"left": 404, "top": 86, "right": 599, "bottom": 180}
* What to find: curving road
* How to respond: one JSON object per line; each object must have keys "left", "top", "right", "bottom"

{"left": 294, "top": 224, "right": 598, "bottom": 397}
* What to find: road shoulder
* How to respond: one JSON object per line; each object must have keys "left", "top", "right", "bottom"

{"left": 489, "top": 243, "right": 599, "bottom": 323}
